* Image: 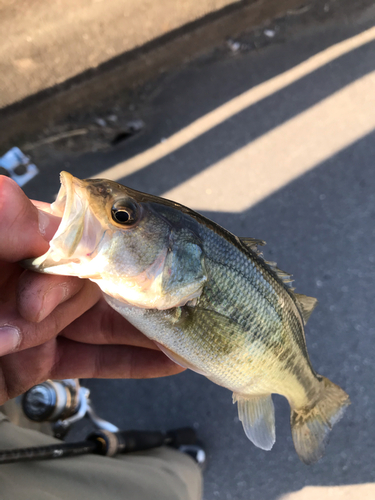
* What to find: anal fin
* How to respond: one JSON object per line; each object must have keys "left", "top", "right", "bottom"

{"left": 233, "top": 393, "right": 275, "bottom": 451}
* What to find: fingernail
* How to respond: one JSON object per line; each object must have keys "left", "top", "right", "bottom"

{"left": 38, "top": 210, "right": 51, "bottom": 241}
{"left": 0, "top": 326, "right": 20, "bottom": 356}
{"left": 38, "top": 209, "right": 61, "bottom": 242}
{"left": 38, "top": 285, "right": 68, "bottom": 322}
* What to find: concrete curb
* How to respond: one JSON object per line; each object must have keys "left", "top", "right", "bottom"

{"left": 0, "top": 0, "right": 306, "bottom": 150}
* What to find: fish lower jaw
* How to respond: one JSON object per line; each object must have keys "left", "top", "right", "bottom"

{"left": 24, "top": 251, "right": 80, "bottom": 275}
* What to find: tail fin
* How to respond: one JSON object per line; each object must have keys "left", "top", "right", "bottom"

{"left": 291, "top": 376, "right": 350, "bottom": 465}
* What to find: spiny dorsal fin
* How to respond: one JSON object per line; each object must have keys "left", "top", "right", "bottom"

{"left": 240, "top": 237, "right": 316, "bottom": 322}
{"left": 263, "top": 259, "right": 294, "bottom": 288}
{"left": 239, "top": 237, "right": 266, "bottom": 255}
{"left": 293, "top": 293, "right": 318, "bottom": 325}
{"left": 240, "top": 238, "right": 294, "bottom": 287}
{"left": 266, "top": 262, "right": 294, "bottom": 285}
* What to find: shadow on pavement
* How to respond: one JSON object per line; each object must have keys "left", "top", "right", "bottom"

{"left": 113, "top": 37, "right": 375, "bottom": 196}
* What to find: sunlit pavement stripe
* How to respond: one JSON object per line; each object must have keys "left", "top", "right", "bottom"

{"left": 164, "top": 70, "right": 375, "bottom": 212}
{"left": 94, "top": 26, "right": 375, "bottom": 185}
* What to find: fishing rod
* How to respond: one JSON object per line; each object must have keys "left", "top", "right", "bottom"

{"left": 0, "top": 379, "right": 205, "bottom": 466}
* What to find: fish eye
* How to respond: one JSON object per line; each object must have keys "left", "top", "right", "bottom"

{"left": 111, "top": 200, "right": 139, "bottom": 225}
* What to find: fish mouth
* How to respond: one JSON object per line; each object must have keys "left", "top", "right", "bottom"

{"left": 50, "top": 171, "right": 86, "bottom": 248}
{"left": 25, "top": 172, "right": 94, "bottom": 274}
{"left": 47, "top": 171, "right": 88, "bottom": 257}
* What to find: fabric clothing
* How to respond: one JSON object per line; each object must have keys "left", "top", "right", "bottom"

{"left": 0, "top": 407, "right": 202, "bottom": 500}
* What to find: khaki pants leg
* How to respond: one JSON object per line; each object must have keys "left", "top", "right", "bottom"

{"left": 0, "top": 409, "right": 202, "bottom": 500}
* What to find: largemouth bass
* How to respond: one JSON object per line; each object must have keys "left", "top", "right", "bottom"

{"left": 26, "top": 172, "right": 350, "bottom": 464}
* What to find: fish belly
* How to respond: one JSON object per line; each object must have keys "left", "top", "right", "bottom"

{"left": 104, "top": 285, "right": 318, "bottom": 409}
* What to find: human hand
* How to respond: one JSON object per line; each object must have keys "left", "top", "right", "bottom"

{"left": 0, "top": 176, "right": 184, "bottom": 405}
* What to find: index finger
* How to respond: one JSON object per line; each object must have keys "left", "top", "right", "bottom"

{"left": 0, "top": 176, "right": 60, "bottom": 261}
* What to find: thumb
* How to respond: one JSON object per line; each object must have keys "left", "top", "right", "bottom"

{"left": 0, "top": 176, "right": 60, "bottom": 262}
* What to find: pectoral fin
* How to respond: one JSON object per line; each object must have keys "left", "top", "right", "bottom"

{"left": 155, "top": 342, "right": 208, "bottom": 376}
{"left": 233, "top": 393, "right": 276, "bottom": 451}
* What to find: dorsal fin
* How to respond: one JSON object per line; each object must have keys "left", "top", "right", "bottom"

{"left": 264, "top": 259, "right": 294, "bottom": 288}
{"left": 266, "top": 261, "right": 294, "bottom": 285}
{"left": 293, "top": 293, "right": 318, "bottom": 324}
{"left": 240, "top": 237, "right": 317, "bottom": 320}
{"left": 240, "top": 237, "right": 294, "bottom": 287}
{"left": 239, "top": 237, "right": 266, "bottom": 255}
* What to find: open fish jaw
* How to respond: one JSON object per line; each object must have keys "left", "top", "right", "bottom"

{"left": 28, "top": 172, "right": 108, "bottom": 276}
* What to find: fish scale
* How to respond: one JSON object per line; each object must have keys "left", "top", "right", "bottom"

{"left": 25, "top": 172, "right": 350, "bottom": 464}
{"left": 114, "top": 225, "right": 316, "bottom": 401}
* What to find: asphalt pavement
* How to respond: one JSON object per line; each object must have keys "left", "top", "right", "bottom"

{"left": 20, "top": 1, "right": 375, "bottom": 499}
